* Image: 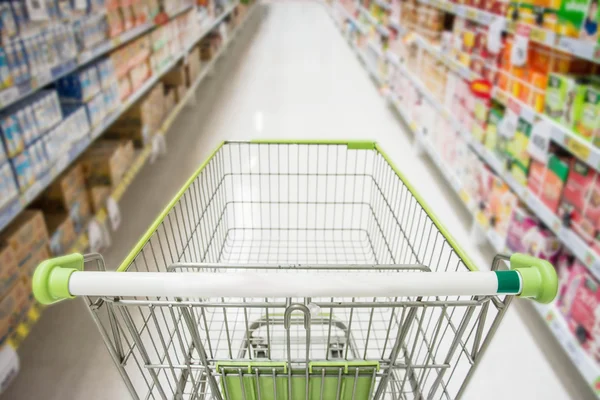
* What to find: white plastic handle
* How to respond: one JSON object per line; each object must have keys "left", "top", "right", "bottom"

{"left": 68, "top": 271, "right": 513, "bottom": 298}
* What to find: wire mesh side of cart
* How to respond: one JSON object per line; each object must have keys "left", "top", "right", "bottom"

{"left": 83, "top": 141, "right": 512, "bottom": 400}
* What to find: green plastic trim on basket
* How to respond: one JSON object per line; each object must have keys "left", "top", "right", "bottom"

{"left": 119, "top": 140, "right": 477, "bottom": 273}
{"left": 117, "top": 142, "right": 225, "bottom": 272}
{"left": 218, "top": 361, "right": 379, "bottom": 400}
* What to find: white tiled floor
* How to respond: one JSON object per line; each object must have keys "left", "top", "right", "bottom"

{"left": 3, "top": 1, "right": 594, "bottom": 399}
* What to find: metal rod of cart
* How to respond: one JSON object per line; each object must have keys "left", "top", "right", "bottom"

{"left": 33, "top": 140, "right": 557, "bottom": 400}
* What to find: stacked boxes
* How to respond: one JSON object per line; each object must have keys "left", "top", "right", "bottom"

{"left": 106, "top": 82, "right": 165, "bottom": 146}
{"left": 0, "top": 210, "right": 49, "bottom": 283}
{"left": 39, "top": 164, "right": 92, "bottom": 236}
{"left": 81, "top": 139, "right": 135, "bottom": 188}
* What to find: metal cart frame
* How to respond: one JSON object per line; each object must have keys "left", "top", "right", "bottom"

{"left": 33, "top": 140, "right": 556, "bottom": 400}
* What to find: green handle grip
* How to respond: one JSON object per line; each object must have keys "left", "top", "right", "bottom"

{"left": 510, "top": 253, "right": 558, "bottom": 304}
{"left": 32, "top": 254, "right": 84, "bottom": 305}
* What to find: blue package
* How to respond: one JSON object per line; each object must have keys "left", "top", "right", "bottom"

{"left": 57, "top": 65, "right": 100, "bottom": 101}
{"left": 0, "top": 47, "right": 12, "bottom": 88}
{"left": 0, "top": 113, "right": 23, "bottom": 156}
{"left": 0, "top": 3, "right": 17, "bottom": 42}
{"left": 9, "top": 149, "right": 32, "bottom": 191}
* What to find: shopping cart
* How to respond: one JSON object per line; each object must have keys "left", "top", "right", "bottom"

{"left": 33, "top": 140, "right": 557, "bottom": 400}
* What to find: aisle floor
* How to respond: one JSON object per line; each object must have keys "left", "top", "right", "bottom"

{"left": 4, "top": 2, "right": 593, "bottom": 399}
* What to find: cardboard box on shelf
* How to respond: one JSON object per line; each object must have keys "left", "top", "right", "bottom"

{"left": 42, "top": 164, "right": 87, "bottom": 212}
{"left": 164, "top": 87, "right": 176, "bottom": 114}
{"left": 69, "top": 190, "right": 92, "bottom": 234}
{"left": 176, "top": 84, "right": 186, "bottom": 103}
{"left": 81, "top": 140, "right": 132, "bottom": 188}
{"left": 162, "top": 63, "right": 186, "bottom": 87}
{"left": 107, "top": 83, "right": 165, "bottom": 147}
{"left": 89, "top": 185, "right": 112, "bottom": 213}
{"left": 19, "top": 244, "right": 50, "bottom": 282}
{"left": 186, "top": 48, "right": 202, "bottom": 87}
{"left": 45, "top": 213, "right": 77, "bottom": 256}
{"left": 0, "top": 279, "right": 32, "bottom": 344}
{"left": 0, "top": 211, "right": 49, "bottom": 265}
{"left": 0, "top": 246, "right": 19, "bottom": 297}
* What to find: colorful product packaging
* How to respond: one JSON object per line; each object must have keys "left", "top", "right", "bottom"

{"left": 528, "top": 155, "right": 570, "bottom": 212}
{"left": 559, "top": 261, "right": 600, "bottom": 361}
{"left": 557, "top": 0, "right": 600, "bottom": 41}
{"left": 559, "top": 159, "right": 600, "bottom": 242}
{"left": 544, "top": 73, "right": 580, "bottom": 126}
{"left": 506, "top": 205, "right": 562, "bottom": 263}
{"left": 572, "top": 83, "right": 600, "bottom": 144}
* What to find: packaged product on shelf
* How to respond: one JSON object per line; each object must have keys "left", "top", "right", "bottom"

{"left": 96, "top": 58, "right": 117, "bottom": 90}
{"left": 31, "top": 91, "right": 63, "bottom": 134}
{"left": 107, "top": 9, "right": 124, "bottom": 37}
{"left": 162, "top": 62, "right": 186, "bottom": 87}
{"left": 18, "top": 244, "right": 49, "bottom": 282}
{"left": 0, "top": 278, "right": 32, "bottom": 344}
{"left": 0, "top": 245, "right": 18, "bottom": 297}
{"left": 43, "top": 106, "right": 91, "bottom": 167}
{"left": 88, "top": 185, "right": 111, "bottom": 213}
{"left": 559, "top": 158, "right": 600, "bottom": 243}
{"left": 506, "top": 117, "right": 533, "bottom": 185}
{"left": 42, "top": 164, "right": 86, "bottom": 211}
{"left": 103, "top": 81, "right": 121, "bottom": 114}
{"left": 117, "top": 76, "right": 133, "bottom": 100}
{"left": 558, "top": 261, "right": 600, "bottom": 361}
{"left": 0, "top": 162, "right": 18, "bottom": 208}
{"left": 544, "top": 73, "right": 582, "bottom": 126}
{"left": 44, "top": 213, "right": 77, "bottom": 256}
{"left": 132, "top": 0, "right": 149, "bottom": 25}
{"left": 557, "top": 0, "right": 600, "bottom": 41}
{"left": 9, "top": 151, "right": 34, "bottom": 192}
{"left": 0, "top": 4, "right": 18, "bottom": 43}
{"left": 106, "top": 82, "right": 164, "bottom": 146}
{"left": 129, "top": 60, "right": 151, "bottom": 92}
{"left": 81, "top": 139, "right": 134, "bottom": 187}
{"left": 185, "top": 47, "right": 202, "bottom": 87}
{"left": 572, "top": 82, "right": 600, "bottom": 144}
{"left": 27, "top": 139, "right": 49, "bottom": 179}
{"left": 164, "top": 86, "right": 176, "bottom": 113}
{"left": 485, "top": 177, "right": 518, "bottom": 236}
{"left": 73, "top": 14, "right": 108, "bottom": 51}
{"left": 16, "top": 106, "right": 39, "bottom": 146}
{"left": 5, "top": 40, "right": 29, "bottom": 86}
{"left": 57, "top": 65, "right": 102, "bottom": 102}
{"left": 528, "top": 155, "right": 570, "bottom": 212}
{"left": 0, "top": 210, "right": 49, "bottom": 266}
{"left": 506, "top": 205, "right": 562, "bottom": 262}
{"left": 67, "top": 190, "right": 92, "bottom": 233}
{"left": 0, "top": 113, "right": 24, "bottom": 157}
{"left": 120, "top": 5, "right": 135, "bottom": 31}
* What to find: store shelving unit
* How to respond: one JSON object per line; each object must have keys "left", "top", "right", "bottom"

{"left": 0, "top": 5, "right": 194, "bottom": 110}
{"left": 418, "top": 0, "right": 600, "bottom": 62}
{"left": 329, "top": 1, "right": 600, "bottom": 395}
{"left": 6, "top": 3, "right": 258, "bottom": 350}
{"left": 0, "top": 2, "right": 240, "bottom": 234}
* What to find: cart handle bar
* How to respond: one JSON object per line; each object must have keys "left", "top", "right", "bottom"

{"left": 32, "top": 253, "right": 557, "bottom": 305}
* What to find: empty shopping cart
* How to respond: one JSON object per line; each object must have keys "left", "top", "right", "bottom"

{"left": 33, "top": 140, "right": 557, "bottom": 400}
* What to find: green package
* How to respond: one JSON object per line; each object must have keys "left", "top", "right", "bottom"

{"left": 557, "top": 0, "right": 600, "bottom": 41}
{"left": 572, "top": 83, "right": 600, "bottom": 145}
{"left": 508, "top": 118, "right": 533, "bottom": 186}
{"left": 545, "top": 73, "right": 582, "bottom": 127}
{"left": 484, "top": 101, "right": 505, "bottom": 156}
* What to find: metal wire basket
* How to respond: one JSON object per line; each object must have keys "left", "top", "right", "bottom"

{"left": 33, "top": 140, "right": 557, "bottom": 400}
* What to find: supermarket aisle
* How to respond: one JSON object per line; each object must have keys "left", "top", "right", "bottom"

{"left": 3, "top": 2, "right": 590, "bottom": 399}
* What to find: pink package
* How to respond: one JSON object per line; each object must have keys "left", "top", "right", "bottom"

{"left": 560, "top": 262, "right": 600, "bottom": 360}
{"left": 505, "top": 205, "right": 562, "bottom": 264}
